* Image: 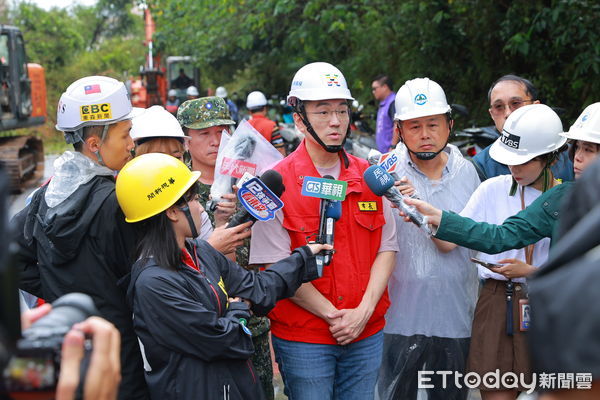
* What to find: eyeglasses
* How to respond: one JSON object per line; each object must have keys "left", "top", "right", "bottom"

{"left": 307, "top": 109, "right": 350, "bottom": 122}
{"left": 371, "top": 85, "right": 381, "bottom": 92}
{"left": 490, "top": 99, "right": 534, "bottom": 115}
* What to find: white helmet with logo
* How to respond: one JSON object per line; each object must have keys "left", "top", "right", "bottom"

{"left": 56, "top": 76, "right": 141, "bottom": 135}
{"left": 246, "top": 91, "right": 267, "bottom": 109}
{"left": 216, "top": 86, "right": 228, "bottom": 98}
{"left": 130, "top": 105, "right": 189, "bottom": 142}
{"left": 287, "top": 62, "right": 354, "bottom": 106}
{"left": 394, "top": 77, "right": 451, "bottom": 121}
{"left": 490, "top": 104, "right": 566, "bottom": 165}
{"left": 560, "top": 102, "right": 600, "bottom": 145}
{"left": 186, "top": 86, "right": 199, "bottom": 97}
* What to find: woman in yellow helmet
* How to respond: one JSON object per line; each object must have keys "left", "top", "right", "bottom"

{"left": 117, "top": 153, "right": 329, "bottom": 400}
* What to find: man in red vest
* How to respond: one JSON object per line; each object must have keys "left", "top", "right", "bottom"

{"left": 249, "top": 62, "right": 398, "bottom": 400}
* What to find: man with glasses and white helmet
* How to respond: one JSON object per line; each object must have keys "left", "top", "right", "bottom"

{"left": 376, "top": 78, "right": 480, "bottom": 400}
{"left": 472, "top": 74, "right": 573, "bottom": 182}
{"left": 11, "top": 76, "right": 150, "bottom": 399}
{"left": 249, "top": 62, "right": 398, "bottom": 399}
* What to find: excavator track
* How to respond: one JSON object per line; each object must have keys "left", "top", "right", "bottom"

{"left": 0, "top": 136, "right": 44, "bottom": 193}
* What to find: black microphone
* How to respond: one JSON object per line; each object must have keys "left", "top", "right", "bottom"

{"left": 314, "top": 175, "right": 342, "bottom": 274}
{"left": 227, "top": 170, "right": 285, "bottom": 228}
{"left": 363, "top": 165, "right": 431, "bottom": 235}
{"left": 322, "top": 200, "right": 341, "bottom": 265}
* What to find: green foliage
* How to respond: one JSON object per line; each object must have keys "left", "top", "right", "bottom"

{"left": 151, "top": 0, "right": 599, "bottom": 127}
{"left": 8, "top": 1, "right": 144, "bottom": 150}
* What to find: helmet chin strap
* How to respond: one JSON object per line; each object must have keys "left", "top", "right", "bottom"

{"left": 93, "top": 124, "right": 111, "bottom": 167}
{"left": 296, "top": 101, "right": 350, "bottom": 167}
{"left": 400, "top": 132, "right": 449, "bottom": 161}
{"left": 509, "top": 154, "right": 556, "bottom": 196}
{"left": 179, "top": 202, "right": 199, "bottom": 238}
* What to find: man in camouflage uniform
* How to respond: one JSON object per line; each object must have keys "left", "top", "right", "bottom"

{"left": 177, "top": 97, "right": 274, "bottom": 400}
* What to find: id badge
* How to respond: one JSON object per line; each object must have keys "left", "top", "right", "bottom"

{"left": 519, "top": 299, "right": 530, "bottom": 331}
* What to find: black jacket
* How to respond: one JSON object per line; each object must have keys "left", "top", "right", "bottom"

{"left": 11, "top": 175, "right": 149, "bottom": 400}
{"left": 529, "top": 158, "right": 600, "bottom": 378}
{"left": 126, "top": 239, "right": 318, "bottom": 400}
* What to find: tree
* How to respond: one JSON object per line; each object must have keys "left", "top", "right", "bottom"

{"left": 150, "top": 0, "right": 599, "bottom": 126}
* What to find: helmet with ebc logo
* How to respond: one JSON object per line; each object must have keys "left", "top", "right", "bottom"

{"left": 56, "top": 76, "right": 141, "bottom": 132}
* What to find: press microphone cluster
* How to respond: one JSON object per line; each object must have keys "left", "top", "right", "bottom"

{"left": 363, "top": 165, "right": 431, "bottom": 235}
{"left": 227, "top": 169, "right": 285, "bottom": 228}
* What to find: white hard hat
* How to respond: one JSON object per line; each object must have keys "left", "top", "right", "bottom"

{"left": 130, "top": 105, "right": 189, "bottom": 142}
{"left": 186, "top": 86, "right": 199, "bottom": 97}
{"left": 560, "top": 102, "right": 600, "bottom": 145}
{"left": 287, "top": 62, "right": 354, "bottom": 106}
{"left": 246, "top": 91, "right": 267, "bottom": 109}
{"left": 168, "top": 89, "right": 177, "bottom": 97}
{"left": 394, "top": 77, "right": 451, "bottom": 121}
{"left": 489, "top": 104, "right": 567, "bottom": 165}
{"left": 56, "top": 75, "right": 142, "bottom": 132}
{"left": 216, "top": 86, "right": 228, "bottom": 98}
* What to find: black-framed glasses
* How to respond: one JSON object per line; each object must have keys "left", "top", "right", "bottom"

{"left": 306, "top": 109, "right": 350, "bottom": 122}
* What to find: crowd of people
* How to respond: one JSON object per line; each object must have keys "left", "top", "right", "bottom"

{"left": 3, "top": 60, "right": 599, "bottom": 400}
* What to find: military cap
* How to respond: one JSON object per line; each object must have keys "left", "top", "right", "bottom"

{"left": 177, "top": 96, "right": 235, "bottom": 129}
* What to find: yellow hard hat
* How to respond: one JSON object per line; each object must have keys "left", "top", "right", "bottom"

{"left": 116, "top": 153, "right": 201, "bottom": 223}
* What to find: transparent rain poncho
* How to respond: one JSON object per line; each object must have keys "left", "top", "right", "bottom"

{"left": 210, "top": 120, "right": 284, "bottom": 205}
{"left": 384, "top": 144, "right": 480, "bottom": 338}
{"left": 45, "top": 151, "right": 114, "bottom": 208}
{"left": 377, "top": 144, "right": 481, "bottom": 399}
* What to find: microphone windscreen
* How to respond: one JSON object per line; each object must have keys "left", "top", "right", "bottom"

{"left": 363, "top": 165, "right": 395, "bottom": 196}
{"left": 260, "top": 169, "right": 285, "bottom": 197}
{"left": 234, "top": 135, "right": 257, "bottom": 159}
{"left": 325, "top": 201, "right": 342, "bottom": 220}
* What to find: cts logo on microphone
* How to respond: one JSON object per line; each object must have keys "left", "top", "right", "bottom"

{"left": 301, "top": 176, "right": 347, "bottom": 201}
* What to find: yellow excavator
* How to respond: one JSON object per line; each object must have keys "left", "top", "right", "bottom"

{"left": 0, "top": 25, "right": 46, "bottom": 192}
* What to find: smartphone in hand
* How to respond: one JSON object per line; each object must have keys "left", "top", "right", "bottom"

{"left": 470, "top": 257, "right": 501, "bottom": 271}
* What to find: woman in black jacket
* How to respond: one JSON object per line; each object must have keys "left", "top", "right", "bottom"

{"left": 116, "top": 153, "right": 329, "bottom": 400}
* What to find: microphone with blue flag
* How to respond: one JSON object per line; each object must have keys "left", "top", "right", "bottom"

{"left": 363, "top": 165, "right": 431, "bottom": 235}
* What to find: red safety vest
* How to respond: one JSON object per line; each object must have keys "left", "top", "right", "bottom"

{"left": 248, "top": 114, "right": 276, "bottom": 142}
{"left": 269, "top": 140, "right": 389, "bottom": 344}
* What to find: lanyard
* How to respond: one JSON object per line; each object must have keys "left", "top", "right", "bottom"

{"left": 520, "top": 187, "right": 535, "bottom": 265}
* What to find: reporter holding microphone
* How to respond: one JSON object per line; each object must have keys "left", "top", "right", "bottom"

{"left": 115, "top": 153, "right": 329, "bottom": 400}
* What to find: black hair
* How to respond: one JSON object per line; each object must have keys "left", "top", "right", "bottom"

{"left": 72, "top": 125, "right": 104, "bottom": 152}
{"left": 248, "top": 106, "right": 267, "bottom": 113}
{"left": 373, "top": 74, "right": 394, "bottom": 91}
{"left": 567, "top": 139, "right": 600, "bottom": 162}
{"left": 135, "top": 183, "right": 198, "bottom": 270}
{"left": 487, "top": 75, "right": 538, "bottom": 104}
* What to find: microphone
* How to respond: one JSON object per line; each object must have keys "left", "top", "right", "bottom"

{"left": 227, "top": 170, "right": 285, "bottom": 228}
{"left": 321, "top": 200, "right": 341, "bottom": 265}
{"left": 363, "top": 165, "right": 431, "bottom": 235}
{"left": 314, "top": 175, "right": 341, "bottom": 272}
